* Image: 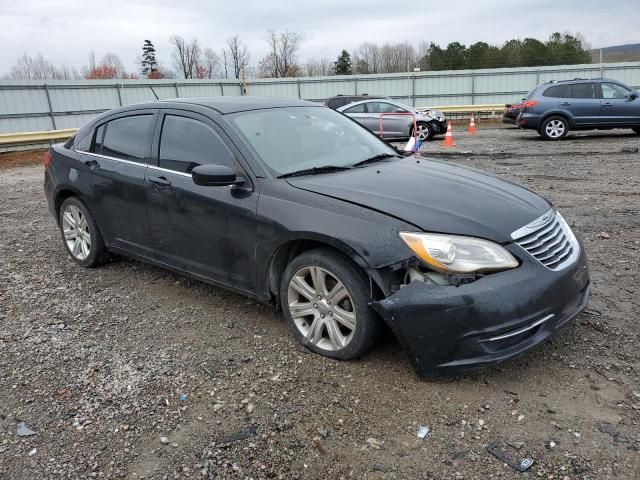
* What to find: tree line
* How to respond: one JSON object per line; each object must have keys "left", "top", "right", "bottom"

{"left": 4, "top": 32, "right": 591, "bottom": 81}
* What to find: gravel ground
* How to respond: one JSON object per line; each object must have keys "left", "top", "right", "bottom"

{"left": 1, "top": 127, "right": 639, "bottom": 479}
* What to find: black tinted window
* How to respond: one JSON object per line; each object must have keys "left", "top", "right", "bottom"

{"left": 93, "top": 115, "right": 152, "bottom": 162}
{"left": 327, "top": 98, "right": 349, "bottom": 109}
{"left": 159, "top": 115, "right": 235, "bottom": 174}
{"left": 565, "top": 83, "right": 596, "bottom": 99}
{"left": 543, "top": 85, "right": 566, "bottom": 98}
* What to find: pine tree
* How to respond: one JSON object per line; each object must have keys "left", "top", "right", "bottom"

{"left": 334, "top": 50, "right": 352, "bottom": 75}
{"left": 141, "top": 39, "right": 158, "bottom": 76}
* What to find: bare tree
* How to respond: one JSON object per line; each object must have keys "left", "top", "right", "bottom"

{"left": 353, "top": 41, "right": 417, "bottom": 74}
{"left": 258, "top": 31, "right": 301, "bottom": 78}
{"left": 170, "top": 35, "right": 201, "bottom": 79}
{"left": 202, "top": 48, "right": 221, "bottom": 79}
{"left": 304, "top": 58, "right": 334, "bottom": 77}
{"left": 225, "top": 35, "right": 249, "bottom": 79}
{"left": 8, "top": 53, "right": 80, "bottom": 80}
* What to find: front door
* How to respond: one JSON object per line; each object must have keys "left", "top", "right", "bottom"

{"left": 365, "top": 101, "right": 408, "bottom": 137}
{"left": 599, "top": 82, "right": 640, "bottom": 126}
{"left": 145, "top": 111, "right": 258, "bottom": 291}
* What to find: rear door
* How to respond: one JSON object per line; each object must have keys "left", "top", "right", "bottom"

{"left": 599, "top": 82, "right": 640, "bottom": 126}
{"left": 80, "top": 110, "right": 156, "bottom": 257}
{"left": 558, "top": 82, "right": 599, "bottom": 126}
{"left": 145, "top": 110, "right": 258, "bottom": 290}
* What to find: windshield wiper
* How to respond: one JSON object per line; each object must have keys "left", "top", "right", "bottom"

{"left": 277, "top": 165, "right": 352, "bottom": 179}
{"left": 352, "top": 153, "right": 401, "bottom": 168}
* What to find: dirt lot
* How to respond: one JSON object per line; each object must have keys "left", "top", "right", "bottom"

{"left": 1, "top": 127, "right": 639, "bottom": 479}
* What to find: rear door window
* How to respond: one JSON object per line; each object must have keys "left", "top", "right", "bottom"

{"left": 565, "top": 83, "right": 596, "bottom": 99}
{"left": 91, "top": 115, "right": 153, "bottom": 163}
{"left": 543, "top": 85, "right": 566, "bottom": 98}
{"left": 159, "top": 115, "right": 235, "bottom": 174}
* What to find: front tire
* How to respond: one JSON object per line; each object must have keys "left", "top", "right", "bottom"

{"left": 59, "top": 197, "right": 107, "bottom": 267}
{"left": 413, "top": 122, "right": 433, "bottom": 142}
{"left": 280, "top": 249, "right": 379, "bottom": 360}
{"left": 540, "top": 116, "right": 569, "bottom": 140}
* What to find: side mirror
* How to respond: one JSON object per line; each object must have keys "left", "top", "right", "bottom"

{"left": 395, "top": 108, "right": 406, "bottom": 113}
{"left": 628, "top": 92, "right": 639, "bottom": 100}
{"left": 192, "top": 163, "right": 238, "bottom": 186}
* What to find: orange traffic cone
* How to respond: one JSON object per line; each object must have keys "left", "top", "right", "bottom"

{"left": 468, "top": 114, "right": 476, "bottom": 135}
{"left": 441, "top": 122, "right": 456, "bottom": 148}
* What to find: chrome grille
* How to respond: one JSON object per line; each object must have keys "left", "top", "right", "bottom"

{"left": 511, "top": 209, "right": 579, "bottom": 271}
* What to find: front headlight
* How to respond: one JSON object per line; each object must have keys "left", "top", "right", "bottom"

{"left": 399, "top": 232, "right": 519, "bottom": 274}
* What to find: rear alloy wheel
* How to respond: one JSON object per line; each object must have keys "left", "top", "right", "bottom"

{"left": 280, "top": 249, "right": 379, "bottom": 360}
{"left": 59, "top": 197, "right": 107, "bottom": 267}
{"left": 540, "top": 116, "right": 569, "bottom": 140}
{"left": 413, "top": 122, "right": 433, "bottom": 142}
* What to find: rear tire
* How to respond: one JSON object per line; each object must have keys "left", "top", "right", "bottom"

{"left": 280, "top": 249, "right": 380, "bottom": 360}
{"left": 58, "top": 197, "right": 108, "bottom": 267}
{"left": 539, "top": 116, "right": 569, "bottom": 140}
{"left": 412, "top": 122, "right": 433, "bottom": 142}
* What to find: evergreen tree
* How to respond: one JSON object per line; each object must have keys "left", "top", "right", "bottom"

{"left": 334, "top": 50, "right": 352, "bottom": 75}
{"left": 141, "top": 39, "right": 158, "bottom": 76}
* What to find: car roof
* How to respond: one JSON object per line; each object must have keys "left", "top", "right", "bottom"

{"left": 159, "top": 96, "right": 320, "bottom": 114}
{"left": 543, "top": 77, "right": 618, "bottom": 85}
{"left": 337, "top": 98, "right": 407, "bottom": 111}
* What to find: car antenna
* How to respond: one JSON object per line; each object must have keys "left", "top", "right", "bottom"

{"left": 149, "top": 85, "right": 159, "bottom": 100}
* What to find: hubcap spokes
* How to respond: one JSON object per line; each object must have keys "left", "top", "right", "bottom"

{"left": 417, "top": 125, "right": 429, "bottom": 141}
{"left": 288, "top": 266, "right": 356, "bottom": 351}
{"left": 62, "top": 205, "right": 91, "bottom": 260}
{"left": 546, "top": 120, "right": 565, "bottom": 138}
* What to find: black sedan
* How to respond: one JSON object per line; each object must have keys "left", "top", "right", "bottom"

{"left": 44, "top": 97, "right": 590, "bottom": 377}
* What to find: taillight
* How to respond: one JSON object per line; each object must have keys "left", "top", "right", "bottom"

{"left": 522, "top": 100, "right": 538, "bottom": 109}
{"left": 44, "top": 151, "right": 52, "bottom": 169}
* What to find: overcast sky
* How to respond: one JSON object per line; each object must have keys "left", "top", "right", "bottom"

{"left": 1, "top": 0, "right": 638, "bottom": 76}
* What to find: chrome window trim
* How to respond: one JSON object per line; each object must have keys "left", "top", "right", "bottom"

{"left": 147, "top": 164, "right": 192, "bottom": 178}
{"left": 78, "top": 150, "right": 147, "bottom": 167}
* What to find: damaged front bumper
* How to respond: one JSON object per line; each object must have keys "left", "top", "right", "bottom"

{"left": 372, "top": 243, "right": 590, "bottom": 378}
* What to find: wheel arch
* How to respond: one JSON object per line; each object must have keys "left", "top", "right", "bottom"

{"left": 540, "top": 111, "right": 574, "bottom": 130}
{"left": 266, "top": 235, "right": 385, "bottom": 307}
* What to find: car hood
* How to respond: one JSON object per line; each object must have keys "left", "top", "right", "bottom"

{"left": 286, "top": 157, "right": 550, "bottom": 243}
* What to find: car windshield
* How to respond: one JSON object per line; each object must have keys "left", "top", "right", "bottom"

{"left": 229, "top": 106, "right": 398, "bottom": 177}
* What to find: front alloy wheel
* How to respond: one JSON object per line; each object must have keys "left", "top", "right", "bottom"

{"left": 280, "top": 249, "right": 380, "bottom": 360}
{"left": 288, "top": 266, "right": 356, "bottom": 351}
{"left": 414, "top": 122, "right": 433, "bottom": 141}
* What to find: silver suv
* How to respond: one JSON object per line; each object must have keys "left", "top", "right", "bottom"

{"left": 517, "top": 78, "right": 640, "bottom": 140}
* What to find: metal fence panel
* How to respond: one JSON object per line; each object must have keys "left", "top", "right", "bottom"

{"left": 1, "top": 62, "right": 640, "bottom": 137}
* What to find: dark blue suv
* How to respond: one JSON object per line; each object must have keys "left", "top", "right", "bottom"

{"left": 517, "top": 78, "right": 640, "bottom": 140}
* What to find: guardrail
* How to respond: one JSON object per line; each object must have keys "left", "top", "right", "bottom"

{"left": 418, "top": 103, "right": 506, "bottom": 114}
{"left": 0, "top": 128, "right": 77, "bottom": 149}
